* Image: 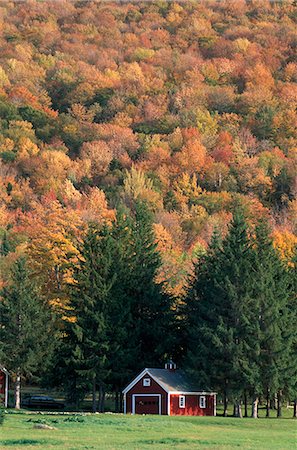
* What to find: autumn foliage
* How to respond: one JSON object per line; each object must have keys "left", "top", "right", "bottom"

{"left": 0, "top": 1, "right": 296, "bottom": 301}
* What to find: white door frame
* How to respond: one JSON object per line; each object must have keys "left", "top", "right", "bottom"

{"left": 132, "top": 393, "right": 162, "bottom": 415}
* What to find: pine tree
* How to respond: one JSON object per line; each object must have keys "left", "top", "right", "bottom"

{"left": 127, "top": 201, "right": 173, "bottom": 371}
{"left": 0, "top": 257, "right": 55, "bottom": 409}
{"left": 289, "top": 248, "right": 297, "bottom": 418}
{"left": 59, "top": 202, "right": 173, "bottom": 411}
{"left": 107, "top": 209, "right": 137, "bottom": 411}
{"left": 185, "top": 211, "right": 257, "bottom": 417}
{"left": 253, "top": 223, "right": 295, "bottom": 418}
{"left": 65, "top": 224, "right": 115, "bottom": 412}
{"left": 185, "top": 228, "right": 226, "bottom": 407}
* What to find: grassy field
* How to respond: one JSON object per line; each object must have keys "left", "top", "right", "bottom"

{"left": 1, "top": 411, "right": 296, "bottom": 450}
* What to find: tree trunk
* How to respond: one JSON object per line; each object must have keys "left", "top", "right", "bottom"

{"left": 277, "top": 390, "right": 282, "bottom": 418}
{"left": 273, "top": 393, "right": 277, "bottom": 410}
{"left": 98, "top": 385, "right": 105, "bottom": 413}
{"left": 234, "top": 401, "right": 243, "bottom": 418}
{"left": 244, "top": 391, "right": 248, "bottom": 417}
{"left": 120, "top": 392, "right": 124, "bottom": 413}
{"left": 266, "top": 388, "right": 270, "bottom": 418}
{"left": 115, "top": 387, "right": 119, "bottom": 413}
{"left": 15, "top": 370, "right": 21, "bottom": 410}
{"left": 92, "top": 377, "right": 97, "bottom": 413}
{"left": 251, "top": 396, "right": 258, "bottom": 418}
{"left": 233, "top": 403, "right": 236, "bottom": 417}
{"left": 223, "top": 390, "right": 228, "bottom": 416}
{"left": 293, "top": 399, "right": 297, "bottom": 418}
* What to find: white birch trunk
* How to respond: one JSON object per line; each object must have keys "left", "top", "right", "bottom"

{"left": 252, "top": 396, "right": 258, "bottom": 418}
{"left": 15, "top": 370, "right": 21, "bottom": 410}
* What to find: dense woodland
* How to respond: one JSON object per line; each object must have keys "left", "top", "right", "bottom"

{"left": 0, "top": 1, "right": 296, "bottom": 416}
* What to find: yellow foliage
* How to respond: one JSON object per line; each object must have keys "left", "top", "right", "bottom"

{"left": 272, "top": 229, "right": 297, "bottom": 264}
{"left": 17, "top": 137, "right": 39, "bottom": 160}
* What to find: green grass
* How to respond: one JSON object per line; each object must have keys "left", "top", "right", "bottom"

{"left": 0, "top": 411, "right": 296, "bottom": 450}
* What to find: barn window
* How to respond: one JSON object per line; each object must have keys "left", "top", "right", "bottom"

{"left": 143, "top": 378, "right": 151, "bottom": 387}
{"left": 199, "top": 396, "right": 206, "bottom": 408}
{"left": 179, "top": 395, "right": 185, "bottom": 408}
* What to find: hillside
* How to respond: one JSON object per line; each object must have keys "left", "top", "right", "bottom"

{"left": 0, "top": 0, "right": 296, "bottom": 297}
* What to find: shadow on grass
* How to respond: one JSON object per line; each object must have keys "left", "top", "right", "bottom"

{"left": 138, "top": 437, "right": 196, "bottom": 445}
{"left": 2, "top": 439, "right": 62, "bottom": 446}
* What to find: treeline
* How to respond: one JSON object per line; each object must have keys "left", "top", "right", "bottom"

{"left": 0, "top": 204, "right": 296, "bottom": 417}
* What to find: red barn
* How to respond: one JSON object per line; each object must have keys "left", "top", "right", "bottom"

{"left": 123, "top": 362, "right": 216, "bottom": 416}
{"left": 0, "top": 366, "right": 9, "bottom": 407}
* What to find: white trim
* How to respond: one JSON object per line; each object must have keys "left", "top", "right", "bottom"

{"left": 199, "top": 395, "right": 206, "bottom": 408}
{"left": 132, "top": 394, "right": 162, "bottom": 415}
{"left": 5, "top": 372, "right": 8, "bottom": 408}
{"left": 123, "top": 369, "right": 149, "bottom": 394}
{"left": 0, "top": 367, "right": 9, "bottom": 376}
{"left": 123, "top": 369, "right": 170, "bottom": 394}
{"left": 179, "top": 395, "right": 186, "bottom": 408}
{"left": 214, "top": 394, "right": 216, "bottom": 416}
{"left": 167, "top": 393, "right": 170, "bottom": 416}
{"left": 122, "top": 368, "right": 216, "bottom": 399}
{"left": 168, "top": 391, "right": 217, "bottom": 395}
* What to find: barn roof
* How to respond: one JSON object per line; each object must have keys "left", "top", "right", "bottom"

{"left": 123, "top": 368, "right": 214, "bottom": 394}
{"left": 146, "top": 369, "right": 204, "bottom": 393}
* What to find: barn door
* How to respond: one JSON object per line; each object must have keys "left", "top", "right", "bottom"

{"left": 134, "top": 395, "right": 160, "bottom": 414}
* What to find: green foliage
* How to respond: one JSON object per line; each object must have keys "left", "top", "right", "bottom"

{"left": 184, "top": 212, "right": 296, "bottom": 411}
{"left": 58, "top": 203, "right": 173, "bottom": 407}
{"left": 0, "top": 151, "right": 16, "bottom": 162}
{"left": 62, "top": 224, "right": 115, "bottom": 408}
{"left": 0, "top": 258, "right": 55, "bottom": 375}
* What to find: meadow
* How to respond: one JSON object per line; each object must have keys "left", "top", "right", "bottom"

{"left": 1, "top": 410, "right": 296, "bottom": 450}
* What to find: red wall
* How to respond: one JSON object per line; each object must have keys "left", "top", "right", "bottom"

{"left": 0, "top": 370, "right": 6, "bottom": 404}
{"left": 170, "top": 394, "right": 215, "bottom": 416}
{"left": 126, "top": 374, "right": 168, "bottom": 414}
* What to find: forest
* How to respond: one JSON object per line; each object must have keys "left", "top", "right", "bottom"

{"left": 0, "top": 1, "right": 296, "bottom": 416}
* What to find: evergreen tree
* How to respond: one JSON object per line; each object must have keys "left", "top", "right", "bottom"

{"left": 127, "top": 201, "right": 173, "bottom": 370}
{"left": 64, "top": 224, "right": 115, "bottom": 412}
{"left": 185, "top": 229, "right": 225, "bottom": 403}
{"left": 58, "top": 202, "right": 173, "bottom": 411}
{"left": 288, "top": 248, "right": 297, "bottom": 418}
{"left": 0, "top": 257, "right": 55, "bottom": 409}
{"left": 185, "top": 211, "right": 257, "bottom": 417}
{"left": 106, "top": 210, "right": 137, "bottom": 411}
{"left": 253, "top": 223, "right": 295, "bottom": 418}
{"left": 107, "top": 203, "right": 173, "bottom": 410}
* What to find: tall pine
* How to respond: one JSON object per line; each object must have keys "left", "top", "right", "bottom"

{"left": 0, "top": 257, "right": 55, "bottom": 409}
{"left": 253, "top": 222, "right": 294, "bottom": 418}
{"left": 127, "top": 201, "right": 173, "bottom": 370}
{"left": 185, "top": 211, "right": 257, "bottom": 417}
{"left": 65, "top": 224, "right": 114, "bottom": 412}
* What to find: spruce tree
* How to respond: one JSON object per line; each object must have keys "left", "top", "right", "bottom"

{"left": 185, "top": 229, "right": 226, "bottom": 406}
{"left": 0, "top": 257, "right": 55, "bottom": 409}
{"left": 60, "top": 203, "right": 173, "bottom": 411}
{"left": 107, "top": 210, "right": 137, "bottom": 410}
{"left": 253, "top": 223, "right": 295, "bottom": 418}
{"left": 185, "top": 211, "right": 258, "bottom": 417}
{"left": 127, "top": 201, "right": 173, "bottom": 370}
{"left": 65, "top": 224, "right": 115, "bottom": 412}
{"left": 289, "top": 248, "right": 297, "bottom": 418}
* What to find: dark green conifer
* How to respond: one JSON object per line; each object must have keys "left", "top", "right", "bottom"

{"left": 254, "top": 222, "right": 294, "bottom": 418}
{"left": 66, "top": 224, "right": 114, "bottom": 412}
{"left": 0, "top": 257, "right": 54, "bottom": 409}
{"left": 185, "top": 211, "right": 257, "bottom": 417}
